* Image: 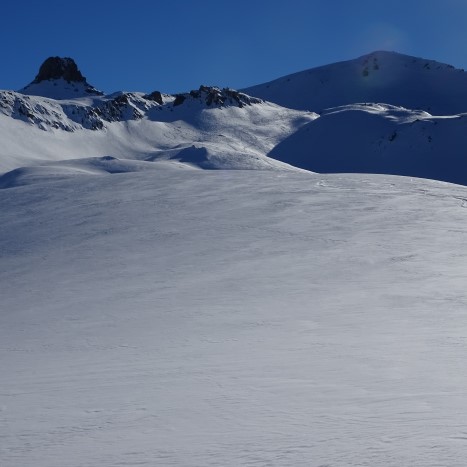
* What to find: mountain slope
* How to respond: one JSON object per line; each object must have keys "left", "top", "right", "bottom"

{"left": 268, "top": 103, "right": 467, "bottom": 185}
{"left": 3, "top": 54, "right": 467, "bottom": 184}
{"left": 244, "top": 51, "right": 467, "bottom": 114}
{"left": 0, "top": 84, "right": 316, "bottom": 173}
{"left": 2, "top": 168, "right": 467, "bottom": 466}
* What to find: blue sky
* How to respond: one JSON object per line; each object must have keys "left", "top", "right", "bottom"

{"left": 1, "top": 0, "right": 467, "bottom": 94}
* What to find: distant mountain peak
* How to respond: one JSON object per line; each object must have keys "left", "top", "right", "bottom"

{"left": 243, "top": 50, "right": 466, "bottom": 114}
{"left": 33, "top": 56, "right": 86, "bottom": 84}
{"left": 19, "top": 56, "right": 103, "bottom": 99}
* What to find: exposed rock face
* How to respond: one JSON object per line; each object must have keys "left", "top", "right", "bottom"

{"left": 1, "top": 83, "right": 264, "bottom": 132}
{"left": 6, "top": 56, "right": 264, "bottom": 131}
{"left": 174, "top": 85, "right": 263, "bottom": 108}
{"left": 0, "top": 91, "right": 80, "bottom": 131}
{"left": 0, "top": 90, "right": 160, "bottom": 131}
{"left": 19, "top": 56, "right": 104, "bottom": 98}
{"left": 173, "top": 94, "right": 186, "bottom": 106}
{"left": 144, "top": 91, "right": 163, "bottom": 105}
{"left": 33, "top": 57, "right": 86, "bottom": 83}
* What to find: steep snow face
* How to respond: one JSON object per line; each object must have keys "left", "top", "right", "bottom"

{"left": 268, "top": 103, "right": 467, "bottom": 185}
{"left": 244, "top": 51, "right": 467, "bottom": 114}
{"left": 2, "top": 169, "right": 467, "bottom": 466}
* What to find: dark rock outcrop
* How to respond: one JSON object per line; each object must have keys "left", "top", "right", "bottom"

{"left": 144, "top": 91, "right": 163, "bottom": 105}
{"left": 33, "top": 57, "right": 86, "bottom": 83}
{"left": 19, "top": 56, "right": 104, "bottom": 97}
{"left": 93, "top": 93, "right": 145, "bottom": 122}
{"left": 173, "top": 94, "right": 187, "bottom": 106}
{"left": 173, "top": 86, "right": 262, "bottom": 108}
{"left": 6, "top": 56, "right": 263, "bottom": 132}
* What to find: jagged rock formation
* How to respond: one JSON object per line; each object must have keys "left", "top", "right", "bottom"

{"left": 1, "top": 84, "right": 263, "bottom": 132}
{"left": 173, "top": 85, "right": 263, "bottom": 108}
{"left": 0, "top": 91, "right": 78, "bottom": 131}
{"left": 4, "top": 57, "right": 265, "bottom": 132}
{"left": 0, "top": 91, "right": 159, "bottom": 131}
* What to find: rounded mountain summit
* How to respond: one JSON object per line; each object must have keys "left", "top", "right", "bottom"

{"left": 243, "top": 51, "right": 467, "bottom": 115}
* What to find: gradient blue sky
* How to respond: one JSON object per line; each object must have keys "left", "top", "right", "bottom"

{"left": 1, "top": 0, "right": 467, "bottom": 94}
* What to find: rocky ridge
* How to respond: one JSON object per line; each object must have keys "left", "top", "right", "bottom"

{"left": 1, "top": 58, "right": 264, "bottom": 132}
{"left": 173, "top": 85, "right": 262, "bottom": 108}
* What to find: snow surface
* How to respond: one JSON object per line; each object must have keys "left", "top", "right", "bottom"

{"left": 268, "top": 103, "right": 467, "bottom": 185}
{"left": 2, "top": 168, "right": 467, "bottom": 466}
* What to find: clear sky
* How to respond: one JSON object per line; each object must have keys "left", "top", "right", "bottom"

{"left": 1, "top": 0, "right": 467, "bottom": 94}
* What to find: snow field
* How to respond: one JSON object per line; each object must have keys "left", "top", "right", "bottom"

{"left": 2, "top": 169, "right": 467, "bottom": 466}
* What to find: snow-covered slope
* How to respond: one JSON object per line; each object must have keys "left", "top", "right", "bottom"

{"left": 2, "top": 168, "right": 467, "bottom": 466}
{"left": 19, "top": 77, "right": 103, "bottom": 100}
{"left": 246, "top": 51, "right": 467, "bottom": 184}
{"left": 244, "top": 51, "right": 467, "bottom": 115}
{"left": 0, "top": 84, "right": 315, "bottom": 172}
{"left": 269, "top": 103, "right": 467, "bottom": 185}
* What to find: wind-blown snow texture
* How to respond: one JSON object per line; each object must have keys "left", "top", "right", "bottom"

{"left": 2, "top": 169, "right": 467, "bottom": 466}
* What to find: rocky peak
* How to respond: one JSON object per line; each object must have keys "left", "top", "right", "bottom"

{"left": 33, "top": 57, "right": 86, "bottom": 83}
{"left": 19, "top": 56, "right": 103, "bottom": 99}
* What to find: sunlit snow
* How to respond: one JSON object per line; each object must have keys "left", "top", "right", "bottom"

{"left": 2, "top": 168, "right": 467, "bottom": 466}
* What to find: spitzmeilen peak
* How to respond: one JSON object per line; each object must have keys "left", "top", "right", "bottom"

{"left": 19, "top": 56, "right": 103, "bottom": 99}
{"left": 33, "top": 56, "right": 87, "bottom": 83}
